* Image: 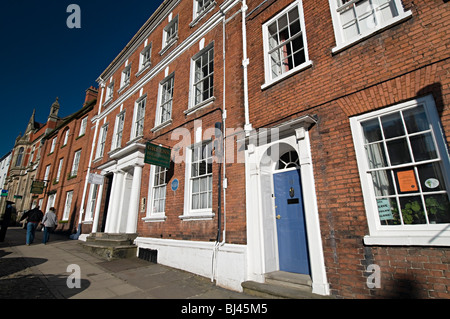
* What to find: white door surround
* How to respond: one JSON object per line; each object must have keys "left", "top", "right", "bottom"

{"left": 244, "top": 115, "right": 330, "bottom": 295}
{"left": 97, "top": 142, "right": 146, "bottom": 234}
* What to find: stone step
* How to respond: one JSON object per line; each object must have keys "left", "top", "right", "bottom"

{"left": 242, "top": 272, "right": 334, "bottom": 299}
{"left": 85, "top": 237, "right": 132, "bottom": 247}
{"left": 81, "top": 242, "right": 137, "bottom": 261}
{"left": 265, "top": 271, "right": 312, "bottom": 289}
{"left": 81, "top": 232, "right": 138, "bottom": 261}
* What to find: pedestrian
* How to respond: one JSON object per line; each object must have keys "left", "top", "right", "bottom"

{"left": 20, "top": 206, "right": 44, "bottom": 245}
{"left": 42, "top": 207, "right": 58, "bottom": 244}
{"left": 0, "top": 201, "right": 16, "bottom": 242}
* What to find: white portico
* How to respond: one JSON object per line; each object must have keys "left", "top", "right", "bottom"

{"left": 97, "top": 142, "right": 145, "bottom": 234}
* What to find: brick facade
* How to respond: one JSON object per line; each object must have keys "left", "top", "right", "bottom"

{"left": 14, "top": 0, "right": 449, "bottom": 298}
{"left": 244, "top": 0, "right": 449, "bottom": 298}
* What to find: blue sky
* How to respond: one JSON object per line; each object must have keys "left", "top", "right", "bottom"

{"left": 0, "top": 0, "right": 164, "bottom": 157}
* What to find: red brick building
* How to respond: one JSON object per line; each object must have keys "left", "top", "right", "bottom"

{"left": 82, "top": 0, "right": 248, "bottom": 290}
{"left": 50, "top": 0, "right": 450, "bottom": 298}
{"left": 242, "top": 0, "right": 449, "bottom": 298}
{"left": 4, "top": 99, "right": 61, "bottom": 216}
{"left": 34, "top": 87, "right": 98, "bottom": 234}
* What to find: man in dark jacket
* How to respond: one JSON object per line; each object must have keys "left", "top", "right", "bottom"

{"left": 0, "top": 201, "right": 16, "bottom": 242}
{"left": 20, "top": 206, "right": 44, "bottom": 245}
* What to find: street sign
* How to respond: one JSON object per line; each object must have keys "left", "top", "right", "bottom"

{"left": 30, "top": 181, "right": 46, "bottom": 194}
{"left": 144, "top": 142, "right": 171, "bottom": 168}
{"left": 88, "top": 173, "right": 104, "bottom": 185}
{"left": 1, "top": 190, "right": 8, "bottom": 197}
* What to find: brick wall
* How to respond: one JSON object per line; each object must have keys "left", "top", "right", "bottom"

{"left": 245, "top": 0, "right": 449, "bottom": 298}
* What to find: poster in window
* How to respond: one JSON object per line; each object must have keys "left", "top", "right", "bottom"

{"left": 397, "top": 170, "right": 418, "bottom": 193}
{"left": 377, "top": 198, "right": 394, "bottom": 221}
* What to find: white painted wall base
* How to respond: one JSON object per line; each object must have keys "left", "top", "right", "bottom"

{"left": 134, "top": 237, "right": 247, "bottom": 292}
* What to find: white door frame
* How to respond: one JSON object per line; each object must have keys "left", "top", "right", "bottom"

{"left": 244, "top": 116, "right": 330, "bottom": 295}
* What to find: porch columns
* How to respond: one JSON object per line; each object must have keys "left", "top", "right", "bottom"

{"left": 105, "top": 170, "right": 125, "bottom": 233}
{"left": 126, "top": 164, "right": 143, "bottom": 234}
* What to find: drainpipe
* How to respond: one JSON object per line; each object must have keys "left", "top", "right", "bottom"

{"left": 241, "top": 0, "right": 252, "bottom": 135}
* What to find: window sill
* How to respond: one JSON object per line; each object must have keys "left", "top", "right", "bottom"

{"left": 261, "top": 60, "right": 313, "bottom": 91}
{"left": 142, "top": 215, "right": 167, "bottom": 223}
{"left": 118, "top": 82, "right": 130, "bottom": 94}
{"left": 159, "top": 37, "right": 178, "bottom": 56}
{"left": 136, "top": 63, "right": 151, "bottom": 78}
{"left": 179, "top": 212, "right": 215, "bottom": 221}
{"left": 364, "top": 234, "right": 450, "bottom": 247}
{"left": 103, "top": 98, "right": 113, "bottom": 108}
{"left": 189, "top": 2, "right": 216, "bottom": 28}
{"left": 126, "top": 134, "right": 144, "bottom": 145}
{"left": 184, "top": 96, "right": 215, "bottom": 116}
{"left": 331, "top": 11, "right": 412, "bottom": 55}
{"left": 151, "top": 119, "right": 173, "bottom": 133}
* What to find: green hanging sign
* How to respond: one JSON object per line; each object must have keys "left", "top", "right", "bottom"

{"left": 144, "top": 142, "right": 171, "bottom": 169}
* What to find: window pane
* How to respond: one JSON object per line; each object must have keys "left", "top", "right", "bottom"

{"left": 386, "top": 138, "right": 411, "bottom": 165}
{"left": 192, "top": 163, "right": 199, "bottom": 177}
{"left": 410, "top": 133, "right": 438, "bottom": 162}
{"left": 371, "top": 170, "right": 395, "bottom": 196}
{"left": 403, "top": 106, "right": 429, "bottom": 133}
{"left": 425, "top": 194, "right": 450, "bottom": 224}
{"left": 399, "top": 196, "right": 426, "bottom": 225}
{"left": 362, "top": 118, "right": 382, "bottom": 143}
{"left": 381, "top": 112, "right": 405, "bottom": 138}
{"left": 417, "top": 163, "right": 446, "bottom": 192}
{"left": 192, "top": 179, "right": 199, "bottom": 193}
{"left": 192, "top": 194, "right": 199, "bottom": 210}
{"left": 365, "top": 142, "right": 388, "bottom": 169}
{"left": 377, "top": 198, "right": 401, "bottom": 225}
{"left": 200, "top": 176, "right": 207, "bottom": 192}
{"left": 200, "top": 193, "right": 207, "bottom": 209}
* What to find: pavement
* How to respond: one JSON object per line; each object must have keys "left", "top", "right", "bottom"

{"left": 0, "top": 227, "right": 257, "bottom": 300}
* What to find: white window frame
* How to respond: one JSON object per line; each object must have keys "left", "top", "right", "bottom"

{"left": 96, "top": 124, "right": 108, "bottom": 158}
{"left": 71, "top": 150, "right": 81, "bottom": 177}
{"left": 50, "top": 137, "right": 57, "bottom": 153}
{"left": 112, "top": 111, "right": 125, "bottom": 150}
{"left": 132, "top": 96, "right": 146, "bottom": 140}
{"left": 105, "top": 82, "right": 114, "bottom": 104}
{"left": 154, "top": 73, "right": 174, "bottom": 129}
{"left": 182, "top": 141, "right": 214, "bottom": 220}
{"left": 139, "top": 43, "right": 152, "bottom": 72}
{"left": 350, "top": 95, "right": 450, "bottom": 246}
{"left": 261, "top": 0, "right": 312, "bottom": 89}
{"left": 188, "top": 43, "right": 215, "bottom": 111}
{"left": 63, "top": 129, "right": 70, "bottom": 146}
{"left": 62, "top": 191, "right": 73, "bottom": 221}
{"left": 85, "top": 184, "right": 99, "bottom": 222}
{"left": 44, "top": 165, "right": 51, "bottom": 182}
{"left": 191, "top": 0, "right": 215, "bottom": 26}
{"left": 56, "top": 158, "right": 63, "bottom": 183}
{"left": 79, "top": 116, "right": 88, "bottom": 137}
{"left": 143, "top": 165, "right": 168, "bottom": 222}
{"left": 162, "top": 15, "right": 179, "bottom": 53}
{"left": 120, "top": 65, "right": 132, "bottom": 89}
{"left": 329, "top": 0, "right": 412, "bottom": 54}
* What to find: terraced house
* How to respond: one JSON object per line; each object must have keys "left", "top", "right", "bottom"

{"left": 29, "top": 0, "right": 449, "bottom": 298}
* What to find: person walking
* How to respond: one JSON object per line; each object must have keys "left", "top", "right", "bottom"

{"left": 42, "top": 207, "right": 58, "bottom": 244}
{"left": 0, "top": 201, "right": 16, "bottom": 242}
{"left": 20, "top": 206, "right": 44, "bottom": 245}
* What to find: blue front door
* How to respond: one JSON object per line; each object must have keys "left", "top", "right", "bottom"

{"left": 273, "top": 169, "right": 310, "bottom": 275}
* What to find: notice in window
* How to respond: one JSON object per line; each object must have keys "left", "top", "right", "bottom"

{"left": 397, "top": 170, "right": 418, "bottom": 193}
{"left": 377, "top": 198, "right": 394, "bottom": 221}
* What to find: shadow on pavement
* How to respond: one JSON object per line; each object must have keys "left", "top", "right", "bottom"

{"left": 0, "top": 249, "right": 91, "bottom": 299}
